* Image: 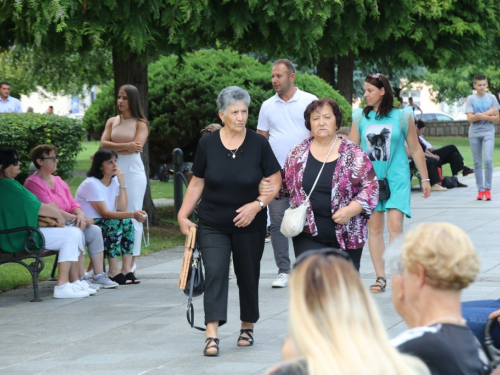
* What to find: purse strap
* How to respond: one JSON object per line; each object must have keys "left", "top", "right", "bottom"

{"left": 186, "top": 244, "right": 206, "bottom": 331}
{"left": 305, "top": 135, "right": 338, "bottom": 201}
{"left": 382, "top": 109, "right": 406, "bottom": 179}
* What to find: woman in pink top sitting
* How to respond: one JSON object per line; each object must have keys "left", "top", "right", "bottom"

{"left": 24, "top": 144, "right": 118, "bottom": 289}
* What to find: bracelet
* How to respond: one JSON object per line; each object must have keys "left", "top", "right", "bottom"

{"left": 421, "top": 179, "right": 431, "bottom": 182}
{"left": 131, "top": 211, "right": 134, "bottom": 219}
{"left": 119, "top": 185, "right": 127, "bottom": 189}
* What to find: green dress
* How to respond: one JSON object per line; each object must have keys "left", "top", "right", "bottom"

{"left": 353, "top": 107, "right": 412, "bottom": 218}
{"left": 0, "top": 178, "right": 42, "bottom": 253}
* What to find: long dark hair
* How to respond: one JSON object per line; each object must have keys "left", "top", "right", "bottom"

{"left": 87, "top": 149, "right": 118, "bottom": 180}
{"left": 363, "top": 73, "right": 394, "bottom": 120}
{"left": 118, "top": 84, "right": 149, "bottom": 126}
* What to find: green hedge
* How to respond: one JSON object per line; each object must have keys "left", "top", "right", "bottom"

{"left": 84, "top": 49, "right": 352, "bottom": 164}
{"left": 0, "top": 114, "right": 85, "bottom": 181}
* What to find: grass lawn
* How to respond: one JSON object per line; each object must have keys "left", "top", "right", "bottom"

{"left": 424, "top": 136, "right": 500, "bottom": 176}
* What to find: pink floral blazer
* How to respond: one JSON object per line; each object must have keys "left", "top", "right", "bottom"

{"left": 280, "top": 137, "right": 379, "bottom": 250}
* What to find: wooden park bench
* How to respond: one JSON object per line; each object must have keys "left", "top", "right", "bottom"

{"left": 0, "top": 226, "right": 58, "bottom": 302}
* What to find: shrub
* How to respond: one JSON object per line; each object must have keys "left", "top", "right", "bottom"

{"left": 83, "top": 82, "right": 115, "bottom": 140}
{"left": 83, "top": 49, "right": 352, "bottom": 164}
{"left": 0, "top": 114, "right": 85, "bottom": 182}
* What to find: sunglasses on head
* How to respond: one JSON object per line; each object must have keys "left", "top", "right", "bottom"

{"left": 368, "top": 73, "right": 382, "bottom": 81}
{"left": 293, "top": 248, "right": 351, "bottom": 270}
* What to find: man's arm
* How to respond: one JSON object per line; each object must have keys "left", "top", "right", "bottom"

{"left": 256, "top": 130, "right": 269, "bottom": 139}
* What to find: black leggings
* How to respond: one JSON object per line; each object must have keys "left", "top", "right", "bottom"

{"left": 292, "top": 234, "right": 363, "bottom": 272}
{"left": 410, "top": 158, "right": 441, "bottom": 185}
{"left": 198, "top": 223, "right": 266, "bottom": 327}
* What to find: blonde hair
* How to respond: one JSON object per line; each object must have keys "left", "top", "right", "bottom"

{"left": 401, "top": 222, "right": 479, "bottom": 290}
{"left": 286, "top": 255, "right": 429, "bottom": 375}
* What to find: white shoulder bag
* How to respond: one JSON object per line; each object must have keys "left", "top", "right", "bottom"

{"left": 280, "top": 136, "right": 338, "bottom": 238}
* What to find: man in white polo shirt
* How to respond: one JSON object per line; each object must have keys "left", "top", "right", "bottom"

{"left": 257, "top": 59, "right": 317, "bottom": 288}
{"left": 0, "top": 81, "right": 22, "bottom": 113}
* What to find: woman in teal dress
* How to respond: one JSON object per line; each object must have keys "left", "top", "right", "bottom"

{"left": 350, "top": 73, "right": 430, "bottom": 293}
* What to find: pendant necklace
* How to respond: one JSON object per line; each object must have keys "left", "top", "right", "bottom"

{"left": 223, "top": 128, "right": 244, "bottom": 159}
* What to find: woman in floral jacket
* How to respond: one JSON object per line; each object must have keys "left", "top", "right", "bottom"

{"left": 279, "top": 99, "right": 379, "bottom": 271}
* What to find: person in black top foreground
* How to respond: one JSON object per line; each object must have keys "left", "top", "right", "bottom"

{"left": 388, "top": 222, "right": 491, "bottom": 375}
{"left": 177, "top": 86, "right": 282, "bottom": 357}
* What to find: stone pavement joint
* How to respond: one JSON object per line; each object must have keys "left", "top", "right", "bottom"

{"left": 1, "top": 169, "right": 500, "bottom": 374}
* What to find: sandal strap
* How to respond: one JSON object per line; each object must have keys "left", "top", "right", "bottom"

{"left": 205, "top": 337, "right": 219, "bottom": 349}
{"left": 238, "top": 329, "right": 254, "bottom": 343}
{"left": 370, "top": 276, "right": 387, "bottom": 290}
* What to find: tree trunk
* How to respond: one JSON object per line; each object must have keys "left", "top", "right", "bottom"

{"left": 337, "top": 51, "right": 354, "bottom": 105}
{"left": 112, "top": 48, "right": 159, "bottom": 224}
{"left": 316, "top": 56, "right": 336, "bottom": 89}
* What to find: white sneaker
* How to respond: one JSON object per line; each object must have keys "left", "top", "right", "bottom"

{"left": 72, "top": 280, "right": 97, "bottom": 295}
{"left": 271, "top": 273, "right": 289, "bottom": 288}
{"left": 54, "top": 282, "right": 89, "bottom": 299}
{"left": 93, "top": 272, "right": 119, "bottom": 289}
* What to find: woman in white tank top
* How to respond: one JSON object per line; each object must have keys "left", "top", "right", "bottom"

{"left": 100, "top": 84, "right": 149, "bottom": 271}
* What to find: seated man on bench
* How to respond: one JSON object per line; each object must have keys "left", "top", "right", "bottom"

{"left": 416, "top": 119, "right": 473, "bottom": 187}
{"left": 0, "top": 147, "right": 91, "bottom": 299}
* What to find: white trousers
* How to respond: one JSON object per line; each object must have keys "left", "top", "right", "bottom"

{"left": 118, "top": 153, "right": 147, "bottom": 256}
{"left": 40, "top": 227, "right": 85, "bottom": 263}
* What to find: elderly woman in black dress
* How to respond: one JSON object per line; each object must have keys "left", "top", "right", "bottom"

{"left": 178, "top": 86, "right": 282, "bottom": 357}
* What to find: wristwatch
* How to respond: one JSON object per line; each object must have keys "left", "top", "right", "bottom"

{"left": 255, "top": 199, "right": 264, "bottom": 210}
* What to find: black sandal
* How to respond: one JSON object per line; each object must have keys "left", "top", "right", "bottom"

{"left": 237, "top": 329, "right": 254, "bottom": 347}
{"left": 125, "top": 272, "right": 141, "bottom": 284}
{"left": 204, "top": 337, "right": 219, "bottom": 356}
{"left": 110, "top": 273, "right": 132, "bottom": 285}
{"left": 370, "top": 276, "right": 386, "bottom": 293}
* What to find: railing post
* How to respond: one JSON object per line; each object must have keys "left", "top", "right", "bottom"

{"left": 172, "top": 148, "right": 184, "bottom": 218}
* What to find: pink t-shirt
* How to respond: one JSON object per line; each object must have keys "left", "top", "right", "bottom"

{"left": 24, "top": 174, "right": 81, "bottom": 214}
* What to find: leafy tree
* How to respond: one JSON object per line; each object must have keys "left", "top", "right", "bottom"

{"left": 0, "top": 0, "right": 341, "bottom": 223}
{"left": 84, "top": 50, "right": 351, "bottom": 166}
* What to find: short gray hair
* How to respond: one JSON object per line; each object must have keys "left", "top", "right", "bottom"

{"left": 216, "top": 86, "right": 251, "bottom": 114}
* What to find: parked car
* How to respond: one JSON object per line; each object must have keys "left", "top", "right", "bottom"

{"left": 414, "top": 110, "right": 455, "bottom": 122}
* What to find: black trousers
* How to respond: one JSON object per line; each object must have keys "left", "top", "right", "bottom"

{"left": 198, "top": 223, "right": 266, "bottom": 327}
{"left": 292, "top": 234, "right": 363, "bottom": 272}
{"left": 410, "top": 158, "right": 441, "bottom": 185}
{"left": 432, "top": 145, "right": 464, "bottom": 176}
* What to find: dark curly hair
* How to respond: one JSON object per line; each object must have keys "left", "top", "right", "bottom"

{"left": 304, "top": 99, "right": 342, "bottom": 131}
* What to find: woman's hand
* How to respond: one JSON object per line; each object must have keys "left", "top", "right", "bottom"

{"left": 332, "top": 202, "right": 362, "bottom": 225}
{"left": 422, "top": 181, "right": 431, "bottom": 198}
{"left": 132, "top": 210, "right": 148, "bottom": 223}
{"left": 115, "top": 168, "right": 126, "bottom": 186}
{"left": 489, "top": 308, "right": 500, "bottom": 323}
{"left": 127, "top": 141, "right": 143, "bottom": 154}
{"left": 259, "top": 177, "right": 274, "bottom": 196}
{"left": 85, "top": 216, "right": 94, "bottom": 226}
{"left": 178, "top": 217, "right": 197, "bottom": 235}
{"left": 75, "top": 212, "right": 87, "bottom": 230}
{"left": 234, "top": 202, "right": 261, "bottom": 227}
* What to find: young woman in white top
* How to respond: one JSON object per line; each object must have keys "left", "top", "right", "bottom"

{"left": 76, "top": 149, "right": 147, "bottom": 285}
{"left": 100, "top": 84, "right": 149, "bottom": 269}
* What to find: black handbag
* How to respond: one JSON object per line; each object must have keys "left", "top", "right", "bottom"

{"left": 378, "top": 178, "right": 391, "bottom": 201}
{"left": 185, "top": 245, "right": 206, "bottom": 331}
{"left": 442, "top": 176, "right": 458, "bottom": 189}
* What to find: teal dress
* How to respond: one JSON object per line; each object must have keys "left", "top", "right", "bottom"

{"left": 353, "top": 107, "right": 412, "bottom": 218}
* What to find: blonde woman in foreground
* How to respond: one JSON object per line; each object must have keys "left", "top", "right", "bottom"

{"left": 267, "top": 249, "right": 429, "bottom": 375}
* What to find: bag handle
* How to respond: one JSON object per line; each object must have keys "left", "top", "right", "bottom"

{"left": 305, "top": 135, "right": 338, "bottom": 202}
{"left": 186, "top": 245, "right": 206, "bottom": 331}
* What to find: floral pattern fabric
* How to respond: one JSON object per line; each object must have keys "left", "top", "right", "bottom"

{"left": 280, "top": 137, "right": 379, "bottom": 250}
{"left": 94, "top": 218, "right": 134, "bottom": 258}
